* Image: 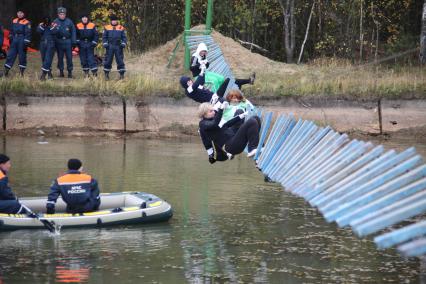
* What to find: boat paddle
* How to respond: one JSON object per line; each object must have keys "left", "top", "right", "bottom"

{"left": 21, "top": 204, "right": 57, "bottom": 233}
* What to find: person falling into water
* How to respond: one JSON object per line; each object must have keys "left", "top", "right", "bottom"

{"left": 190, "top": 42, "right": 256, "bottom": 91}
{"left": 198, "top": 101, "right": 261, "bottom": 164}
{"left": 220, "top": 89, "right": 255, "bottom": 132}
{"left": 180, "top": 63, "right": 230, "bottom": 105}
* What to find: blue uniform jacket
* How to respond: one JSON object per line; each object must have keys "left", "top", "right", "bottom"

{"left": 37, "top": 22, "right": 58, "bottom": 44}
{"left": 102, "top": 24, "right": 127, "bottom": 47}
{"left": 53, "top": 18, "right": 76, "bottom": 44}
{"left": 0, "top": 24, "right": 3, "bottom": 48}
{"left": 47, "top": 170, "right": 100, "bottom": 210}
{"left": 10, "top": 18, "right": 31, "bottom": 44}
{"left": 76, "top": 22, "right": 98, "bottom": 46}
{"left": 0, "top": 170, "right": 16, "bottom": 201}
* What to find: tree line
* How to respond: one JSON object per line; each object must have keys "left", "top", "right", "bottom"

{"left": 91, "top": 0, "right": 424, "bottom": 64}
{"left": 1, "top": 0, "right": 424, "bottom": 64}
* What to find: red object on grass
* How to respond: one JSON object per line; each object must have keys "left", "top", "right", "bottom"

{"left": 2, "top": 29, "right": 38, "bottom": 53}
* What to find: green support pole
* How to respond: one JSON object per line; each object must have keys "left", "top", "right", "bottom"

{"left": 206, "top": 0, "right": 213, "bottom": 33}
{"left": 184, "top": 0, "right": 192, "bottom": 70}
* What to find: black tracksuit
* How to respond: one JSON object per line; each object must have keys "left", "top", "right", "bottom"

{"left": 184, "top": 73, "right": 230, "bottom": 103}
{"left": 199, "top": 109, "right": 261, "bottom": 159}
{"left": 190, "top": 54, "right": 251, "bottom": 90}
{"left": 190, "top": 55, "right": 210, "bottom": 77}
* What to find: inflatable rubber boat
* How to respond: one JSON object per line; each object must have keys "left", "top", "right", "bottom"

{"left": 0, "top": 192, "right": 172, "bottom": 231}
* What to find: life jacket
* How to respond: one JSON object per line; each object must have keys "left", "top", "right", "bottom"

{"left": 56, "top": 173, "right": 93, "bottom": 206}
{"left": 76, "top": 22, "right": 96, "bottom": 41}
{"left": 103, "top": 24, "right": 125, "bottom": 45}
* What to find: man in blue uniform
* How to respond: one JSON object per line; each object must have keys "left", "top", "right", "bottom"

{"left": 37, "top": 16, "right": 59, "bottom": 80}
{"left": 4, "top": 10, "right": 31, "bottom": 77}
{"left": 46, "top": 159, "right": 100, "bottom": 214}
{"left": 76, "top": 14, "right": 99, "bottom": 77}
{"left": 0, "top": 154, "right": 27, "bottom": 214}
{"left": 53, "top": 7, "right": 76, "bottom": 78}
{"left": 0, "top": 23, "right": 4, "bottom": 69}
{"left": 0, "top": 22, "right": 4, "bottom": 53}
{"left": 102, "top": 15, "right": 127, "bottom": 80}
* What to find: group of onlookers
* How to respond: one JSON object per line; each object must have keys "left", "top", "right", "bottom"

{"left": 1, "top": 7, "right": 127, "bottom": 80}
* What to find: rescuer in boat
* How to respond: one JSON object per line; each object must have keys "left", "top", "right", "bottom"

{"left": 0, "top": 154, "right": 29, "bottom": 214}
{"left": 46, "top": 159, "right": 100, "bottom": 214}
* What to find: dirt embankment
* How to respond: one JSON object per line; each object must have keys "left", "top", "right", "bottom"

{"left": 1, "top": 94, "right": 425, "bottom": 143}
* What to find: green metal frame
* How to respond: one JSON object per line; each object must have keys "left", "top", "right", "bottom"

{"left": 167, "top": 0, "right": 214, "bottom": 69}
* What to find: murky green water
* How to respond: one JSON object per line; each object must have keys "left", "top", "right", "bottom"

{"left": 0, "top": 136, "right": 423, "bottom": 283}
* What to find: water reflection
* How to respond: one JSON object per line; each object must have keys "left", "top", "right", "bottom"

{"left": 55, "top": 265, "right": 89, "bottom": 283}
{"left": 0, "top": 136, "right": 422, "bottom": 283}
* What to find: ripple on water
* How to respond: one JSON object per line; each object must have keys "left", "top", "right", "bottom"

{"left": 0, "top": 137, "right": 422, "bottom": 283}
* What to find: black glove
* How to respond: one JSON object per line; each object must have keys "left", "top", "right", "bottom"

{"left": 208, "top": 154, "right": 216, "bottom": 164}
{"left": 46, "top": 206, "right": 55, "bottom": 214}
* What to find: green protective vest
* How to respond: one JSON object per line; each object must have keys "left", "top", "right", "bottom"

{"left": 222, "top": 101, "right": 249, "bottom": 122}
{"left": 195, "top": 71, "right": 225, "bottom": 93}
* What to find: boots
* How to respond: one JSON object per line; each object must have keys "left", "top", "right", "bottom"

{"left": 91, "top": 70, "right": 97, "bottom": 77}
{"left": 59, "top": 70, "right": 65, "bottom": 77}
{"left": 40, "top": 71, "right": 47, "bottom": 81}
{"left": 104, "top": 71, "right": 110, "bottom": 80}
{"left": 119, "top": 73, "right": 125, "bottom": 80}
{"left": 84, "top": 70, "right": 89, "bottom": 78}
{"left": 67, "top": 71, "right": 73, "bottom": 79}
{"left": 47, "top": 71, "right": 53, "bottom": 79}
{"left": 4, "top": 68, "right": 9, "bottom": 77}
{"left": 19, "top": 67, "right": 25, "bottom": 77}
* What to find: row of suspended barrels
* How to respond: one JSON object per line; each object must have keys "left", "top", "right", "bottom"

{"left": 253, "top": 112, "right": 426, "bottom": 258}
{"left": 185, "top": 33, "right": 426, "bottom": 258}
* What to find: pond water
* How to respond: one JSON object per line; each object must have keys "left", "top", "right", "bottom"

{"left": 0, "top": 136, "right": 423, "bottom": 283}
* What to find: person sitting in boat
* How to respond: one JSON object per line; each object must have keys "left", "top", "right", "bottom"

{"left": 220, "top": 89, "right": 255, "bottom": 133}
{"left": 180, "top": 67, "right": 230, "bottom": 104}
{"left": 190, "top": 42, "right": 256, "bottom": 91}
{"left": 46, "top": 159, "right": 100, "bottom": 214}
{"left": 0, "top": 154, "right": 27, "bottom": 214}
{"left": 198, "top": 101, "right": 261, "bottom": 164}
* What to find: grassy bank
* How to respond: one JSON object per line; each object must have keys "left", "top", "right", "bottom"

{"left": 243, "top": 59, "right": 426, "bottom": 100}
{"left": 0, "top": 49, "right": 424, "bottom": 100}
{"left": 0, "top": 72, "right": 180, "bottom": 98}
